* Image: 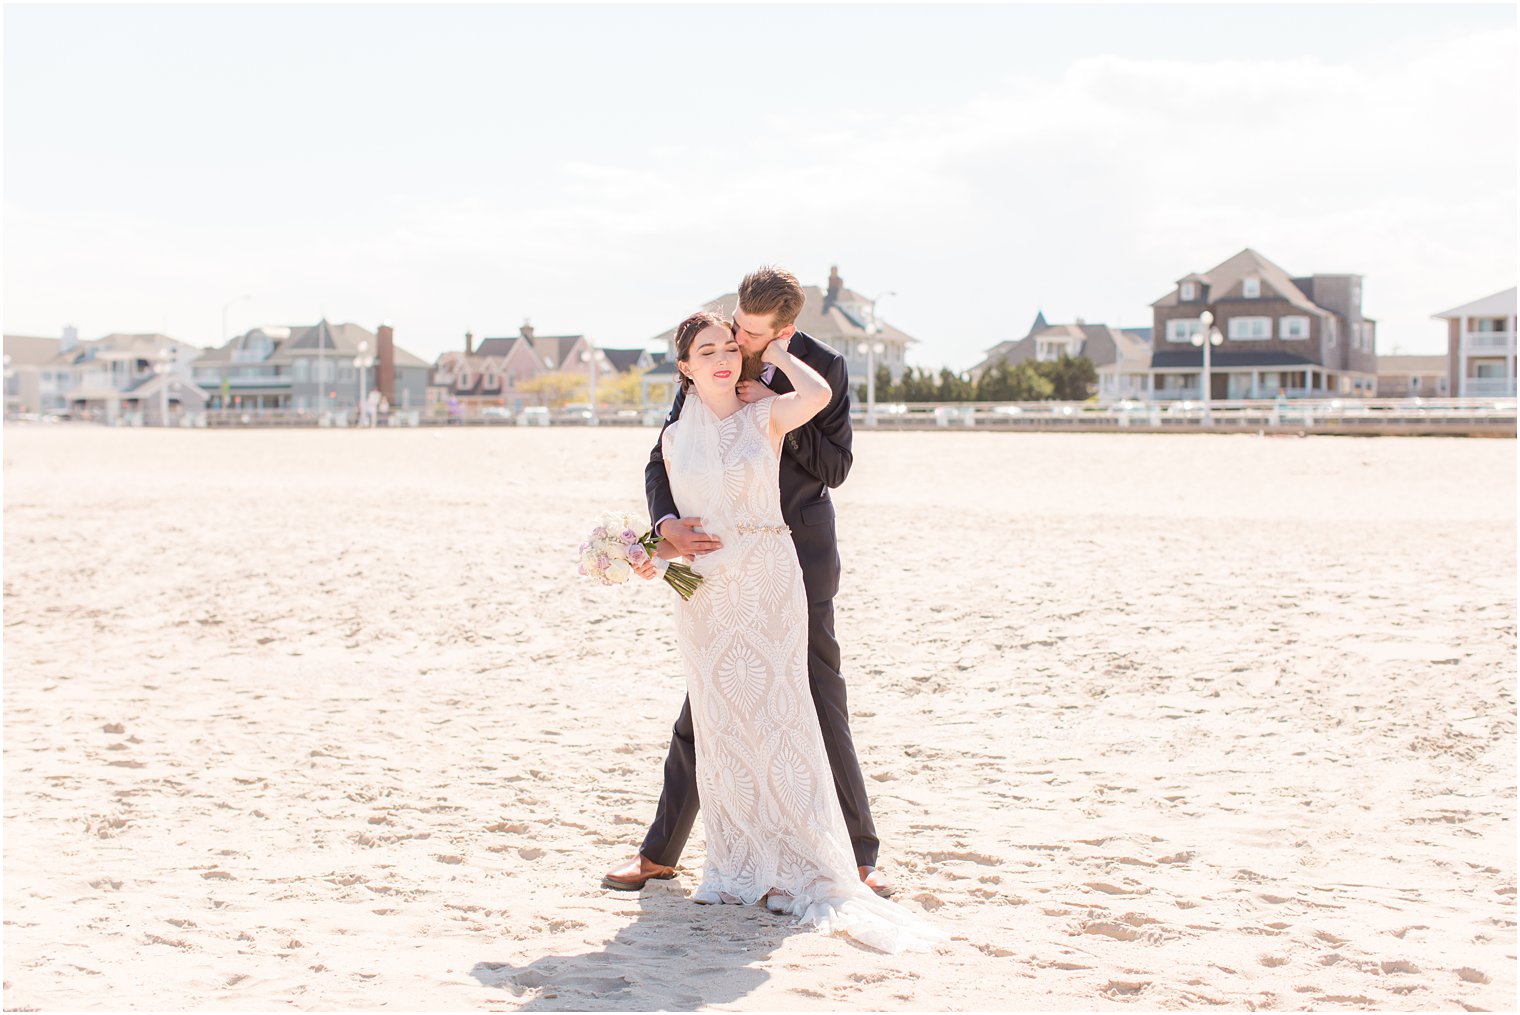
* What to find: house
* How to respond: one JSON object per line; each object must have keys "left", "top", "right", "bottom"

{"left": 1147, "top": 248, "right": 1378, "bottom": 400}
{"left": 427, "top": 323, "right": 608, "bottom": 416}
{"left": 1435, "top": 287, "right": 1516, "bottom": 398}
{"left": 645, "top": 266, "right": 919, "bottom": 402}
{"left": 4, "top": 333, "right": 64, "bottom": 416}
{"left": 972, "top": 312, "right": 1153, "bottom": 401}
{"left": 191, "top": 320, "right": 430, "bottom": 415}
{"left": 5, "top": 328, "right": 207, "bottom": 423}
{"left": 1376, "top": 355, "right": 1450, "bottom": 398}
{"left": 639, "top": 358, "right": 681, "bottom": 411}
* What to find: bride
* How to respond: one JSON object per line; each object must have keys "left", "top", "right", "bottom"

{"left": 638, "top": 311, "right": 942, "bottom": 954}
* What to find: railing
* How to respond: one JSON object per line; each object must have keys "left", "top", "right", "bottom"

{"left": 1463, "top": 332, "right": 1515, "bottom": 350}
{"left": 850, "top": 398, "right": 1515, "bottom": 435}
{"left": 27, "top": 398, "right": 1516, "bottom": 436}
{"left": 1461, "top": 378, "right": 1517, "bottom": 397}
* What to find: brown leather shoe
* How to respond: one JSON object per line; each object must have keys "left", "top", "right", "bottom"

{"left": 602, "top": 854, "right": 677, "bottom": 891}
{"left": 859, "top": 865, "right": 896, "bottom": 898}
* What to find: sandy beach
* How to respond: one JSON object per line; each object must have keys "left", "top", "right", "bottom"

{"left": 3, "top": 424, "right": 1514, "bottom": 1011}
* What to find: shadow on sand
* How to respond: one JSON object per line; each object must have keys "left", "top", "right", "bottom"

{"left": 470, "top": 881, "right": 799, "bottom": 1010}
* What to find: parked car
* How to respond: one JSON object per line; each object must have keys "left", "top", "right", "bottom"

{"left": 518, "top": 406, "right": 550, "bottom": 426}
{"left": 481, "top": 406, "right": 514, "bottom": 420}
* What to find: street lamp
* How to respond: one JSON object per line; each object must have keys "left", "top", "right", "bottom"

{"left": 580, "top": 344, "right": 601, "bottom": 426}
{"left": 153, "top": 347, "right": 174, "bottom": 426}
{"left": 1191, "top": 309, "right": 1224, "bottom": 425}
{"left": 354, "top": 339, "right": 376, "bottom": 427}
{"left": 220, "top": 294, "right": 250, "bottom": 411}
{"left": 858, "top": 291, "right": 896, "bottom": 427}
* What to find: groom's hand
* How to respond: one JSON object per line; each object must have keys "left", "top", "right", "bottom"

{"left": 659, "top": 516, "right": 722, "bottom": 557}
{"left": 737, "top": 380, "right": 775, "bottom": 403}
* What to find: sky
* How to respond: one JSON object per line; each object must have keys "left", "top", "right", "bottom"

{"left": 4, "top": 3, "right": 1515, "bottom": 370}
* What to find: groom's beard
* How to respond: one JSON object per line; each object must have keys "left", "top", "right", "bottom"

{"left": 739, "top": 349, "right": 767, "bottom": 383}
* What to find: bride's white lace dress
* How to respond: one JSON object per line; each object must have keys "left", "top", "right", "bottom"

{"left": 663, "top": 394, "right": 942, "bottom": 954}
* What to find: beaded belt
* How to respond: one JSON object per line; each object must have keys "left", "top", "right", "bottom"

{"left": 734, "top": 522, "right": 791, "bottom": 535}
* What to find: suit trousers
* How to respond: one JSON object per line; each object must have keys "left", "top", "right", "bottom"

{"left": 640, "top": 597, "right": 880, "bottom": 870}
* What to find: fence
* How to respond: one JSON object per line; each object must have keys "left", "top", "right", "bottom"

{"left": 852, "top": 398, "right": 1516, "bottom": 436}
{"left": 17, "top": 397, "right": 1516, "bottom": 436}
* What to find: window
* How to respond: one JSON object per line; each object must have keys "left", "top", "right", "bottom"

{"left": 1280, "top": 316, "right": 1310, "bottom": 339}
{"left": 1227, "top": 316, "right": 1271, "bottom": 340}
{"left": 1166, "top": 318, "right": 1202, "bottom": 343}
{"left": 294, "top": 359, "right": 309, "bottom": 383}
{"left": 1475, "top": 317, "right": 1508, "bottom": 333}
{"left": 1326, "top": 318, "right": 1338, "bottom": 346}
{"left": 1410, "top": 377, "right": 1421, "bottom": 391}
{"left": 1180, "top": 282, "right": 1196, "bottom": 301}
{"left": 1243, "top": 277, "right": 1260, "bottom": 298}
{"left": 1475, "top": 363, "right": 1504, "bottom": 378}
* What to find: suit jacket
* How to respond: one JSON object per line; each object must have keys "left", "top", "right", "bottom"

{"left": 645, "top": 329, "right": 853, "bottom": 604}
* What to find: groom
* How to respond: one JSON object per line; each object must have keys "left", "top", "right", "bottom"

{"left": 604, "top": 265, "right": 893, "bottom": 898}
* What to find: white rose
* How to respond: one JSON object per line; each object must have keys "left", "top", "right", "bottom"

{"left": 605, "top": 559, "right": 632, "bottom": 584}
{"left": 604, "top": 541, "right": 629, "bottom": 561}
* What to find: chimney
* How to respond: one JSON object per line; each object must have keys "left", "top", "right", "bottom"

{"left": 520, "top": 320, "right": 535, "bottom": 341}
{"left": 825, "top": 266, "right": 842, "bottom": 309}
{"left": 465, "top": 330, "right": 474, "bottom": 356}
{"left": 376, "top": 321, "right": 396, "bottom": 403}
{"left": 61, "top": 324, "right": 79, "bottom": 354}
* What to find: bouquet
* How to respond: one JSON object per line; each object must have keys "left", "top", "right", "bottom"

{"left": 578, "top": 510, "right": 703, "bottom": 601}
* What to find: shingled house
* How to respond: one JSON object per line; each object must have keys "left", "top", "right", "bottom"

{"left": 192, "top": 320, "right": 430, "bottom": 415}
{"left": 427, "top": 323, "right": 653, "bottom": 416}
{"left": 972, "top": 312, "right": 1153, "bottom": 401}
{"left": 1148, "top": 248, "right": 1378, "bottom": 400}
{"left": 645, "top": 266, "right": 918, "bottom": 403}
{"left": 4, "top": 329, "right": 206, "bottom": 423}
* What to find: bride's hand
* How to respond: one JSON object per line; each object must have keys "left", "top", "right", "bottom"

{"left": 761, "top": 336, "right": 791, "bottom": 365}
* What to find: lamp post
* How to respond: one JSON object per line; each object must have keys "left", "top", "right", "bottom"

{"left": 1191, "top": 309, "right": 1224, "bottom": 425}
{"left": 353, "top": 340, "right": 376, "bottom": 427}
{"left": 580, "top": 344, "right": 600, "bottom": 426}
{"left": 858, "top": 291, "right": 895, "bottom": 427}
{"left": 153, "top": 347, "right": 174, "bottom": 426}
{"left": 220, "top": 294, "right": 250, "bottom": 410}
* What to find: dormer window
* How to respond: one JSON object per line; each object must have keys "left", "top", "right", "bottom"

{"left": 1243, "top": 277, "right": 1261, "bottom": 298}
{"left": 1180, "top": 282, "right": 1197, "bottom": 301}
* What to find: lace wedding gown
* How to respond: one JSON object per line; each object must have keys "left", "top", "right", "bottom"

{"left": 663, "top": 394, "right": 943, "bottom": 954}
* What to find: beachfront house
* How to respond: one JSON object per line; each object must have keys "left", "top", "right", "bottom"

{"left": 4, "top": 328, "right": 208, "bottom": 423}
{"left": 428, "top": 323, "right": 621, "bottom": 416}
{"left": 1376, "top": 356, "right": 1450, "bottom": 398}
{"left": 646, "top": 266, "right": 918, "bottom": 403}
{"left": 4, "top": 333, "right": 66, "bottom": 416}
{"left": 971, "top": 312, "right": 1153, "bottom": 402}
{"left": 1146, "top": 248, "right": 1379, "bottom": 400}
{"left": 1436, "top": 287, "right": 1516, "bottom": 398}
{"left": 192, "top": 321, "right": 430, "bottom": 417}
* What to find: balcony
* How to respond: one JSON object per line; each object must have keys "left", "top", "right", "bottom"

{"left": 1463, "top": 377, "right": 1517, "bottom": 397}
{"left": 1463, "top": 331, "right": 1515, "bottom": 351}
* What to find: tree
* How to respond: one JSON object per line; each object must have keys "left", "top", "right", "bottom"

{"left": 517, "top": 371, "right": 587, "bottom": 408}
{"left": 874, "top": 364, "right": 897, "bottom": 403}
{"left": 596, "top": 368, "right": 645, "bottom": 409}
{"left": 1032, "top": 354, "right": 1097, "bottom": 401}
{"left": 937, "top": 367, "right": 973, "bottom": 402}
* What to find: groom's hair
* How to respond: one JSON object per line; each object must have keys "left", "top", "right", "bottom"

{"left": 738, "top": 266, "right": 806, "bottom": 330}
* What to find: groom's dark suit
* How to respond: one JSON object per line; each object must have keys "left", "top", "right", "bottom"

{"left": 641, "top": 329, "right": 879, "bottom": 869}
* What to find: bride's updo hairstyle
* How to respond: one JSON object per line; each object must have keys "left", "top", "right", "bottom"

{"left": 673, "top": 311, "right": 735, "bottom": 393}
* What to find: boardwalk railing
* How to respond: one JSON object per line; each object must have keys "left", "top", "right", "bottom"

{"left": 21, "top": 398, "right": 1515, "bottom": 436}
{"left": 849, "top": 398, "right": 1517, "bottom": 435}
